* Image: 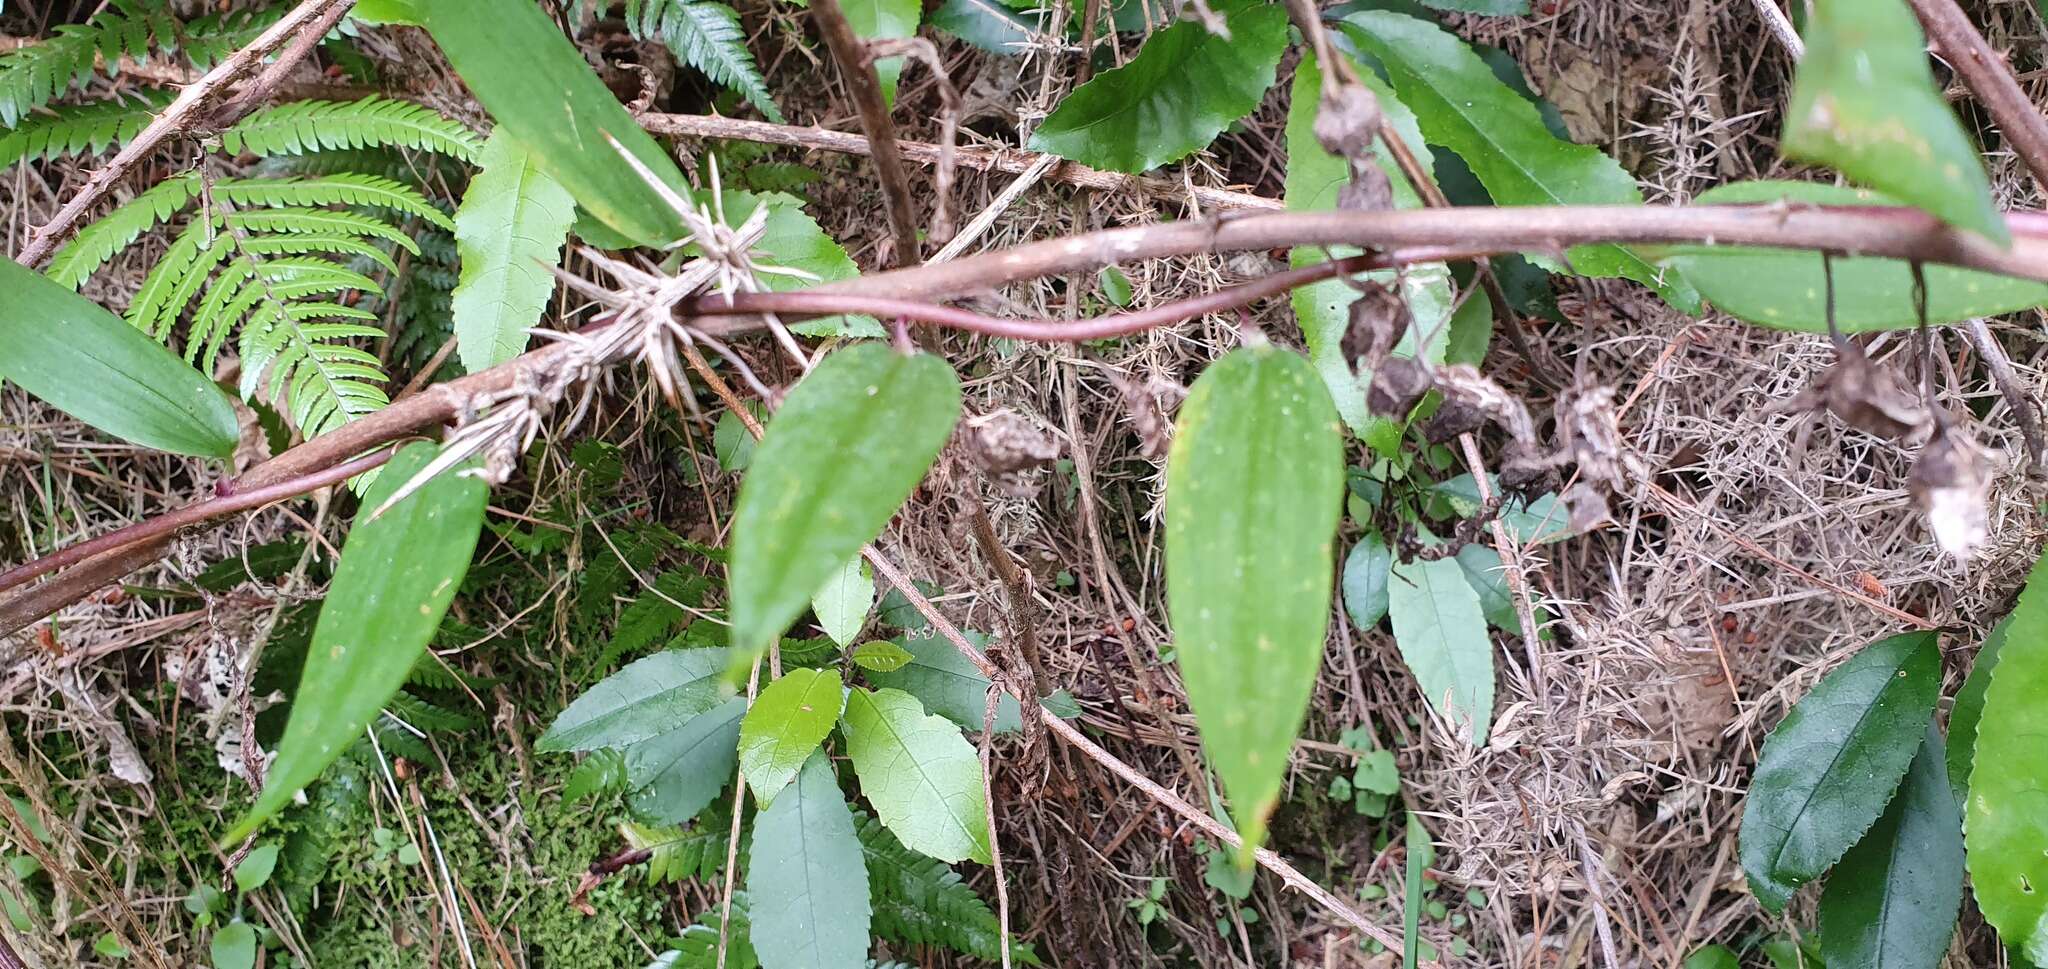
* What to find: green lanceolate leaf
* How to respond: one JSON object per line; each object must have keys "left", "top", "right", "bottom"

{"left": 1740, "top": 630, "right": 1943, "bottom": 913}
{"left": 227, "top": 442, "right": 487, "bottom": 841}
{"left": 842, "top": 687, "right": 991, "bottom": 864}
{"left": 838, "top": 0, "right": 920, "bottom": 104}
{"left": 729, "top": 345, "right": 962, "bottom": 662}
{"left": 865, "top": 633, "right": 1024, "bottom": 733}
{"left": 1819, "top": 724, "right": 1964, "bottom": 969}
{"left": 1028, "top": 0, "right": 1286, "bottom": 173}
{"left": 1335, "top": 10, "right": 1698, "bottom": 310}
{"left": 1342, "top": 531, "right": 1394, "bottom": 630}
{"left": 1165, "top": 345, "right": 1346, "bottom": 851}
{"left": 1669, "top": 181, "right": 2048, "bottom": 331}
{"left": 0, "top": 260, "right": 238, "bottom": 458}
{"left": 740, "top": 668, "right": 845, "bottom": 802}
{"left": 1284, "top": 49, "right": 1455, "bottom": 453}
{"left": 415, "top": 0, "right": 693, "bottom": 247}
{"left": 851, "top": 640, "right": 914, "bottom": 673}
{"left": 1417, "top": 0, "right": 1527, "bottom": 12}
{"left": 627, "top": 696, "right": 746, "bottom": 825}
{"left": 929, "top": 0, "right": 1039, "bottom": 55}
{"left": 812, "top": 555, "right": 875, "bottom": 647}
{"left": 1968, "top": 551, "right": 2048, "bottom": 964}
{"left": 451, "top": 130, "right": 576, "bottom": 373}
{"left": 1948, "top": 618, "right": 2006, "bottom": 804}
{"left": 1784, "top": 0, "right": 2005, "bottom": 243}
{"left": 1385, "top": 555, "right": 1495, "bottom": 744}
{"left": 539, "top": 647, "right": 735, "bottom": 752}
{"left": 747, "top": 751, "right": 871, "bottom": 969}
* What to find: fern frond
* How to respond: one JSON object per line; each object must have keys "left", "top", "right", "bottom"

{"left": 215, "top": 174, "right": 456, "bottom": 230}
{"left": 275, "top": 754, "right": 372, "bottom": 915}
{"left": 227, "top": 206, "right": 423, "bottom": 254}
{"left": 635, "top": 0, "right": 783, "bottom": 123}
{"left": 0, "top": 90, "right": 169, "bottom": 168}
{"left": 381, "top": 690, "right": 481, "bottom": 733}
{"left": 46, "top": 170, "right": 201, "bottom": 288}
{"left": 222, "top": 97, "right": 482, "bottom": 163}
{"left": 172, "top": 6, "right": 292, "bottom": 70}
{"left": 857, "top": 812, "right": 1042, "bottom": 965}
{"left": 658, "top": 892, "right": 757, "bottom": 969}
{"left": 619, "top": 819, "right": 728, "bottom": 884}
{"left": 0, "top": 0, "right": 174, "bottom": 127}
{"left": 238, "top": 232, "right": 401, "bottom": 274}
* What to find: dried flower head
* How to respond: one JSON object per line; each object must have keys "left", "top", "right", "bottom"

{"left": 1909, "top": 417, "right": 1990, "bottom": 559}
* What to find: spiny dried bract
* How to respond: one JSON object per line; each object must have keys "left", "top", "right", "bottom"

{"left": 1909, "top": 417, "right": 1990, "bottom": 559}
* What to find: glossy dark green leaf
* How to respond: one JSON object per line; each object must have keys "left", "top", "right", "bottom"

{"left": 1165, "top": 345, "right": 1346, "bottom": 851}
{"left": 1784, "top": 0, "right": 2005, "bottom": 242}
{"left": 929, "top": 0, "right": 1039, "bottom": 54}
{"left": 538, "top": 648, "right": 735, "bottom": 752}
{"left": 1740, "top": 631, "right": 1942, "bottom": 913}
{"left": 450, "top": 130, "right": 576, "bottom": 372}
{"left": 227, "top": 442, "right": 487, "bottom": 841}
{"left": 1416, "top": 0, "right": 1526, "bottom": 11}
{"left": 416, "top": 0, "right": 692, "bottom": 247}
{"left": 842, "top": 687, "right": 991, "bottom": 864}
{"left": 1668, "top": 181, "right": 2048, "bottom": 331}
{"left": 1947, "top": 618, "right": 2006, "bottom": 804}
{"left": 729, "top": 345, "right": 962, "bottom": 662}
{"left": 1819, "top": 724, "right": 1964, "bottom": 969}
{"left": 865, "top": 633, "right": 1023, "bottom": 733}
{"left": 626, "top": 696, "right": 746, "bottom": 825}
{"left": 0, "top": 260, "right": 238, "bottom": 458}
{"left": 1342, "top": 532, "right": 1394, "bottom": 630}
{"left": 1284, "top": 49, "right": 1452, "bottom": 452}
{"left": 1433, "top": 475, "right": 1573, "bottom": 544}
{"left": 1683, "top": 946, "right": 1740, "bottom": 969}
{"left": 1385, "top": 555, "right": 1494, "bottom": 744}
{"left": 1968, "top": 551, "right": 2048, "bottom": 964}
{"left": 747, "top": 751, "right": 870, "bottom": 969}
{"left": 739, "top": 668, "right": 845, "bottom": 802}
{"left": 1028, "top": 0, "right": 1287, "bottom": 173}
{"left": 1335, "top": 10, "right": 1698, "bottom": 310}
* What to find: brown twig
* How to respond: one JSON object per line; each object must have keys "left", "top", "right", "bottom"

{"left": 808, "top": 0, "right": 923, "bottom": 267}
{"left": 0, "top": 446, "right": 397, "bottom": 592}
{"left": 11, "top": 0, "right": 357, "bottom": 267}
{"left": 635, "top": 111, "right": 1282, "bottom": 211}
{"left": 10, "top": 202, "right": 2048, "bottom": 634}
{"left": 1909, "top": 0, "right": 2048, "bottom": 194}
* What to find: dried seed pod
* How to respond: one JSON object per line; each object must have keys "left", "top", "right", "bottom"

{"left": 964, "top": 409, "right": 1062, "bottom": 497}
{"left": 1367, "top": 357, "right": 1435, "bottom": 417}
{"left": 1909, "top": 418, "right": 1990, "bottom": 559}
{"left": 1337, "top": 165, "right": 1394, "bottom": 212}
{"left": 1497, "top": 438, "right": 1556, "bottom": 493}
{"left": 1342, "top": 282, "right": 1412, "bottom": 373}
{"left": 1420, "top": 397, "right": 1488, "bottom": 444}
{"left": 1555, "top": 380, "right": 1628, "bottom": 490}
{"left": 1561, "top": 481, "right": 1611, "bottom": 533}
{"left": 1313, "top": 81, "right": 1382, "bottom": 160}
{"left": 1814, "top": 346, "right": 1928, "bottom": 441}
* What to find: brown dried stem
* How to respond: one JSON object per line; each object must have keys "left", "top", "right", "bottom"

{"left": 807, "top": 0, "right": 923, "bottom": 267}
{"left": 1909, "top": 0, "right": 2048, "bottom": 194}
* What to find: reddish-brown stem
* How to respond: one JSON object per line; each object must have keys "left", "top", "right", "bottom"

{"left": 808, "top": 0, "right": 923, "bottom": 267}
{"left": 1909, "top": 0, "right": 2048, "bottom": 194}
{"left": 682, "top": 250, "right": 1433, "bottom": 339}
{"left": 10, "top": 202, "right": 2048, "bottom": 634}
{"left": 0, "top": 446, "right": 398, "bottom": 593}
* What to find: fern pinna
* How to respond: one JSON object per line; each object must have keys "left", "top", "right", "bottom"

{"left": 0, "top": 0, "right": 282, "bottom": 127}
{"left": 46, "top": 98, "right": 480, "bottom": 438}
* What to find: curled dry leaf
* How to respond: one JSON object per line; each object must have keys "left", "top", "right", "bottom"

{"left": 1367, "top": 356, "right": 1435, "bottom": 417}
{"left": 1555, "top": 380, "right": 1630, "bottom": 491}
{"left": 1112, "top": 372, "right": 1184, "bottom": 460}
{"left": 1909, "top": 417, "right": 1990, "bottom": 559}
{"left": 1342, "top": 281, "right": 1412, "bottom": 373}
{"left": 964, "top": 409, "right": 1060, "bottom": 477}
{"left": 1782, "top": 345, "right": 1928, "bottom": 441}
